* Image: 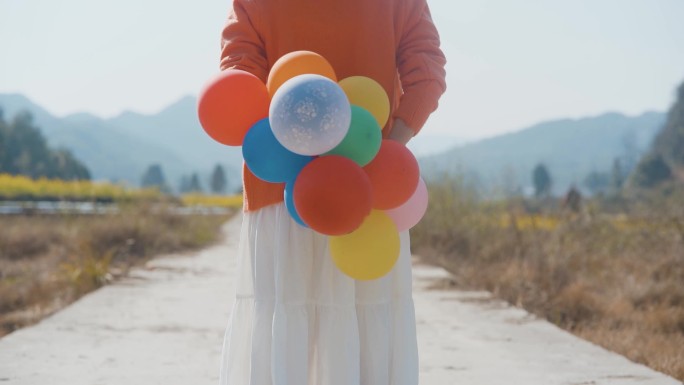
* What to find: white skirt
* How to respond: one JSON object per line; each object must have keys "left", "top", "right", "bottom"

{"left": 219, "top": 203, "right": 418, "bottom": 385}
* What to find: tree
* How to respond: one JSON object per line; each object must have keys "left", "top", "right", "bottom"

{"left": 497, "top": 165, "right": 521, "bottom": 199}
{"left": 651, "top": 81, "right": 684, "bottom": 167}
{"left": 141, "top": 164, "right": 170, "bottom": 193}
{"left": 189, "top": 173, "right": 203, "bottom": 193}
{"left": 621, "top": 129, "right": 640, "bottom": 174}
{"left": 630, "top": 153, "right": 672, "bottom": 188}
{"left": 49, "top": 149, "right": 90, "bottom": 180}
{"left": 611, "top": 158, "right": 625, "bottom": 191}
{"left": 0, "top": 110, "right": 6, "bottom": 168}
{"left": 583, "top": 170, "right": 610, "bottom": 195}
{"left": 178, "top": 175, "right": 192, "bottom": 194}
{"left": 562, "top": 185, "right": 582, "bottom": 213}
{"left": 210, "top": 164, "right": 227, "bottom": 194}
{"left": 0, "top": 111, "right": 90, "bottom": 180}
{"left": 630, "top": 83, "right": 684, "bottom": 188}
{"left": 632, "top": 79, "right": 684, "bottom": 187}
{"left": 7, "top": 112, "right": 51, "bottom": 177}
{"left": 532, "top": 163, "right": 552, "bottom": 197}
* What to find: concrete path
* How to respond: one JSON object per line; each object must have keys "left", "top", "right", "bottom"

{"left": 0, "top": 216, "right": 680, "bottom": 385}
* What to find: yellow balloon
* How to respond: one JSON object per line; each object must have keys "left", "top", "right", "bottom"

{"left": 329, "top": 210, "right": 400, "bottom": 280}
{"left": 338, "top": 76, "right": 390, "bottom": 129}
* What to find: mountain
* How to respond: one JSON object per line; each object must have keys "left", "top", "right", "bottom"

{"left": 0, "top": 94, "right": 197, "bottom": 189}
{"left": 56, "top": 114, "right": 192, "bottom": 186}
{"left": 107, "top": 95, "right": 243, "bottom": 187}
{"left": 407, "top": 133, "right": 470, "bottom": 157}
{"left": 421, "top": 111, "right": 666, "bottom": 196}
{"left": 1, "top": 93, "right": 667, "bottom": 197}
{"left": 0, "top": 94, "right": 59, "bottom": 130}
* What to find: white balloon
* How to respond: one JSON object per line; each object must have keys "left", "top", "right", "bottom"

{"left": 269, "top": 74, "right": 351, "bottom": 156}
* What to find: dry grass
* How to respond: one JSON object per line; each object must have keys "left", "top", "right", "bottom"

{"left": 0, "top": 203, "right": 234, "bottom": 336}
{"left": 411, "top": 177, "right": 684, "bottom": 380}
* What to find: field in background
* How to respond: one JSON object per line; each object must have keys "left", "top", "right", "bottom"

{"left": 0, "top": 204, "right": 234, "bottom": 336}
{"left": 181, "top": 193, "right": 243, "bottom": 208}
{"left": 411, "top": 177, "right": 684, "bottom": 380}
{"left": 0, "top": 174, "right": 241, "bottom": 336}
{"left": 4, "top": 171, "right": 682, "bottom": 379}
{"left": 0, "top": 174, "right": 244, "bottom": 208}
{"left": 0, "top": 174, "right": 160, "bottom": 202}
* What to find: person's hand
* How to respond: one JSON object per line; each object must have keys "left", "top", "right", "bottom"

{"left": 388, "top": 118, "right": 415, "bottom": 146}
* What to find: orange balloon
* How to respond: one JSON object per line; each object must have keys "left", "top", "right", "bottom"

{"left": 363, "top": 140, "right": 420, "bottom": 210}
{"left": 293, "top": 156, "right": 372, "bottom": 236}
{"left": 197, "top": 70, "right": 269, "bottom": 146}
{"left": 267, "top": 51, "right": 337, "bottom": 97}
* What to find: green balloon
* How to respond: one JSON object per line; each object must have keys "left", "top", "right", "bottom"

{"left": 325, "top": 105, "right": 382, "bottom": 166}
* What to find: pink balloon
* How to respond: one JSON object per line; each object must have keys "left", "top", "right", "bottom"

{"left": 385, "top": 178, "right": 428, "bottom": 231}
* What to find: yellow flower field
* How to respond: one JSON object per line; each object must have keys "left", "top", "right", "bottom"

{"left": 180, "top": 193, "right": 243, "bottom": 208}
{"left": 0, "top": 174, "right": 160, "bottom": 201}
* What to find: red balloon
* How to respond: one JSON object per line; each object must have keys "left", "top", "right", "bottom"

{"left": 197, "top": 70, "right": 270, "bottom": 146}
{"left": 294, "top": 156, "right": 372, "bottom": 236}
{"left": 363, "top": 140, "right": 420, "bottom": 209}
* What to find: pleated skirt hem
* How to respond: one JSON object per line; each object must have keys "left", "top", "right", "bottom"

{"left": 219, "top": 203, "right": 418, "bottom": 385}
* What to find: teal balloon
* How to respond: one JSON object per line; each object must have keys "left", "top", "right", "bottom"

{"left": 324, "top": 105, "right": 382, "bottom": 166}
{"left": 243, "top": 118, "right": 313, "bottom": 183}
{"left": 285, "top": 181, "right": 307, "bottom": 227}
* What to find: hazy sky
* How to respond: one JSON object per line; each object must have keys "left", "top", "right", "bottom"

{"left": 1, "top": 0, "right": 683, "bottom": 140}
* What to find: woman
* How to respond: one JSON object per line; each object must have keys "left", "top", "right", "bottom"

{"left": 219, "top": 0, "right": 446, "bottom": 384}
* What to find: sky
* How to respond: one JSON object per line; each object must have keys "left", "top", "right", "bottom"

{"left": 1, "top": 0, "right": 683, "bottom": 141}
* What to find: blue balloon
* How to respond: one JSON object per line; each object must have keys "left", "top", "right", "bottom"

{"left": 269, "top": 74, "right": 351, "bottom": 156}
{"left": 243, "top": 118, "right": 313, "bottom": 183}
{"left": 285, "top": 181, "right": 308, "bottom": 227}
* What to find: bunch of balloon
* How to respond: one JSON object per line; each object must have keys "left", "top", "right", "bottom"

{"left": 197, "top": 51, "right": 428, "bottom": 281}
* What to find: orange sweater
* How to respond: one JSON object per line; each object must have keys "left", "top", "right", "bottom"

{"left": 220, "top": 0, "right": 446, "bottom": 212}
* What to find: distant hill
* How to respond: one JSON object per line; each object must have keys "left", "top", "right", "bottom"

{"left": 0, "top": 94, "right": 241, "bottom": 192}
{"left": 0, "top": 94, "right": 59, "bottom": 129}
{"left": 421, "top": 111, "right": 666, "bottom": 196}
{"left": 107, "top": 96, "right": 243, "bottom": 174}
{"left": 1, "top": 93, "right": 667, "bottom": 196}
{"left": 407, "top": 133, "right": 470, "bottom": 157}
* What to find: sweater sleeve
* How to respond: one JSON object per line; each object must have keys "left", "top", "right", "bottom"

{"left": 220, "top": 0, "right": 269, "bottom": 82}
{"left": 393, "top": 0, "right": 447, "bottom": 134}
